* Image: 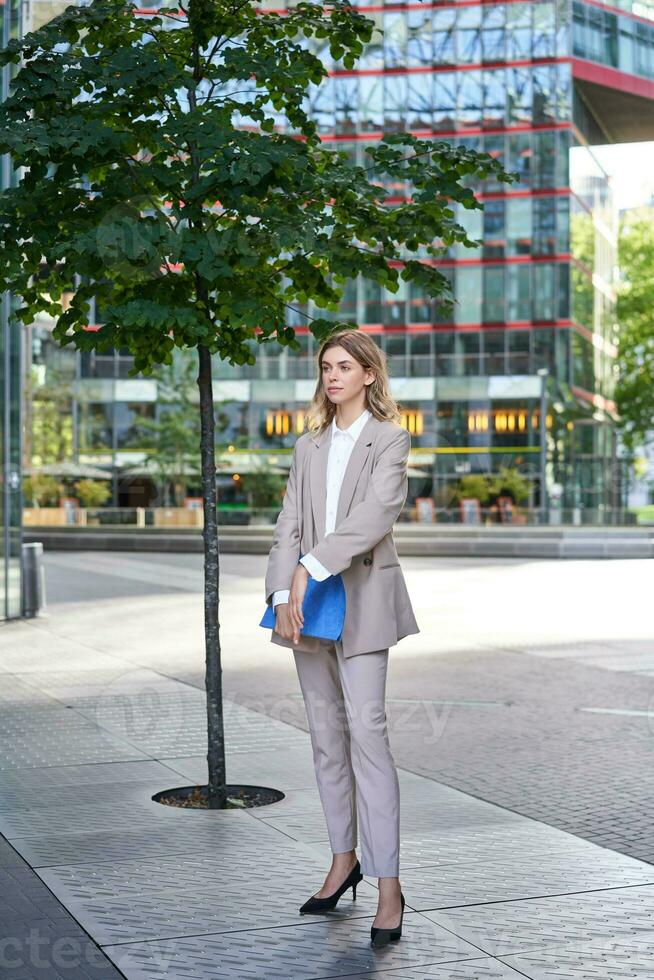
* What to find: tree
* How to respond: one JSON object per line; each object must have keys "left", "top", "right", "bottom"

{"left": 488, "top": 465, "right": 532, "bottom": 504}
{"left": 27, "top": 363, "right": 74, "bottom": 467}
{"left": 240, "top": 462, "right": 287, "bottom": 512}
{"left": 616, "top": 216, "right": 654, "bottom": 450}
{"left": 23, "top": 473, "right": 63, "bottom": 507}
{"left": 454, "top": 474, "right": 490, "bottom": 504}
{"left": 73, "top": 478, "right": 112, "bottom": 507}
{"left": 0, "top": 0, "right": 514, "bottom": 806}
{"left": 126, "top": 351, "right": 203, "bottom": 505}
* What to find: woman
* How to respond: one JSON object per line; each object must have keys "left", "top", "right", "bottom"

{"left": 263, "top": 329, "right": 420, "bottom": 948}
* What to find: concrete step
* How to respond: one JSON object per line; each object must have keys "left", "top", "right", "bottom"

{"left": 24, "top": 525, "right": 654, "bottom": 559}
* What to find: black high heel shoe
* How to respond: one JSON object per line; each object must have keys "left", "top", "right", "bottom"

{"left": 299, "top": 859, "right": 363, "bottom": 915}
{"left": 370, "top": 891, "right": 405, "bottom": 947}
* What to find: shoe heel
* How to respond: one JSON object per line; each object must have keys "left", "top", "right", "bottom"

{"left": 299, "top": 860, "right": 362, "bottom": 916}
{"left": 352, "top": 881, "right": 357, "bottom": 901}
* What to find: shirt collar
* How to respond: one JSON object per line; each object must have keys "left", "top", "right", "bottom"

{"left": 331, "top": 408, "right": 372, "bottom": 443}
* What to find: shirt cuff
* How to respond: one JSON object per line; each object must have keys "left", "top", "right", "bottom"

{"left": 272, "top": 590, "right": 290, "bottom": 607}
{"left": 299, "top": 553, "right": 331, "bottom": 582}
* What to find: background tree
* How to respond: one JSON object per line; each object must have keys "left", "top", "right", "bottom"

{"left": 240, "top": 462, "right": 287, "bottom": 512}
{"left": 454, "top": 474, "right": 490, "bottom": 505}
{"left": 570, "top": 210, "right": 595, "bottom": 330}
{"left": 616, "top": 216, "right": 654, "bottom": 451}
{"left": 0, "top": 0, "right": 514, "bottom": 807}
{"left": 22, "top": 473, "right": 63, "bottom": 507}
{"left": 27, "top": 363, "right": 74, "bottom": 467}
{"left": 127, "top": 352, "right": 203, "bottom": 505}
{"left": 73, "top": 478, "right": 112, "bottom": 507}
{"left": 488, "top": 465, "right": 532, "bottom": 505}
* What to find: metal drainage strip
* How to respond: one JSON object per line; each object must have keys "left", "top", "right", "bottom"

{"left": 579, "top": 707, "right": 654, "bottom": 717}
{"left": 289, "top": 694, "right": 510, "bottom": 707}
{"left": 388, "top": 699, "right": 509, "bottom": 707}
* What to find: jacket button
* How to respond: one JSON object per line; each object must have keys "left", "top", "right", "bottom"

{"left": 363, "top": 557, "right": 372, "bottom": 566}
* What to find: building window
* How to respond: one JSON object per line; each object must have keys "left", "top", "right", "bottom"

{"left": 265, "top": 409, "right": 303, "bottom": 438}
{"left": 456, "top": 266, "right": 483, "bottom": 324}
{"left": 483, "top": 266, "right": 506, "bottom": 322}
{"left": 508, "top": 330, "right": 531, "bottom": 374}
{"left": 533, "top": 264, "right": 556, "bottom": 321}
{"left": 508, "top": 264, "right": 532, "bottom": 321}
{"left": 400, "top": 408, "right": 424, "bottom": 435}
{"left": 483, "top": 330, "right": 506, "bottom": 375}
{"left": 407, "top": 8, "right": 432, "bottom": 67}
{"left": 79, "top": 403, "right": 113, "bottom": 452}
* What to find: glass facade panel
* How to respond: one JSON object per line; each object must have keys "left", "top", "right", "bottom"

{"left": 508, "top": 329, "right": 531, "bottom": 373}
{"left": 506, "top": 2, "right": 533, "bottom": 59}
{"left": 573, "top": 1, "right": 654, "bottom": 79}
{"left": 484, "top": 329, "right": 506, "bottom": 374}
{"left": 507, "top": 198, "right": 532, "bottom": 255}
{"left": 482, "top": 3, "right": 506, "bottom": 62}
{"left": 456, "top": 331, "right": 481, "bottom": 376}
{"left": 533, "top": 263, "right": 557, "bottom": 320}
{"left": 457, "top": 5, "right": 482, "bottom": 64}
{"left": 508, "top": 264, "right": 532, "bottom": 320}
{"left": 455, "top": 267, "right": 483, "bottom": 323}
{"left": 407, "top": 8, "right": 432, "bottom": 67}
{"left": 483, "top": 266, "right": 506, "bottom": 322}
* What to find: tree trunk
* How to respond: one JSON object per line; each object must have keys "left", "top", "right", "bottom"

{"left": 197, "top": 343, "right": 227, "bottom": 809}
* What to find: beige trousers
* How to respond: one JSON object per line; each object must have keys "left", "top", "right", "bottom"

{"left": 293, "top": 637, "right": 400, "bottom": 878}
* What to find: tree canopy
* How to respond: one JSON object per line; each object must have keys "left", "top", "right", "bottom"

{"left": 0, "top": 0, "right": 514, "bottom": 375}
{"left": 616, "top": 216, "right": 654, "bottom": 449}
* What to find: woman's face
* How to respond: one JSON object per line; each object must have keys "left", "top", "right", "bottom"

{"left": 320, "top": 345, "right": 374, "bottom": 405}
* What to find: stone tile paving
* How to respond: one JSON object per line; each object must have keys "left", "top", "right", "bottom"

{"left": 224, "top": 642, "right": 654, "bottom": 867}
{"left": 1, "top": 626, "right": 653, "bottom": 979}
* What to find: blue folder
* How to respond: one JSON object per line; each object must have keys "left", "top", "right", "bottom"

{"left": 260, "top": 555, "right": 346, "bottom": 642}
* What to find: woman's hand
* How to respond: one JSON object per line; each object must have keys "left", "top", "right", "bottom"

{"left": 274, "top": 563, "right": 308, "bottom": 644}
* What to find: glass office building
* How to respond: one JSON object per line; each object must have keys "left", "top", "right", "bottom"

{"left": 1, "top": 0, "right": 22, "bottom": 620}
{"left": 262, "top": 0, "right": 653, "bottom": 517}
{"left": 31, "top": 0, "right": 654, "bottom": 520}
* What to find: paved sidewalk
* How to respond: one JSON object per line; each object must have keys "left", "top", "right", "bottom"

{"left": 1, "top": 618, "right": 653, "bottom": 978}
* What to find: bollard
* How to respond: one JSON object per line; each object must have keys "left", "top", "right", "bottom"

{"left": 21, "top": 542, "right": 46, "bottom": 617}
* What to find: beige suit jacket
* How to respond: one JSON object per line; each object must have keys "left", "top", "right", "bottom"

{"left": 264, "top": 412, "right": 420, "bottom": 659}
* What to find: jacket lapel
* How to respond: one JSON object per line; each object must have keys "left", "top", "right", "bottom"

{"left": 309, "top": 414, "right": 379, "bottom": 539}
{"left": 309, "top": 426, "right": 330, "bottom": 541}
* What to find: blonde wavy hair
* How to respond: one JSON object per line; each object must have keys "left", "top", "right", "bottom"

{"left": 304, "top": 329, "right": 403, "bottom": 434}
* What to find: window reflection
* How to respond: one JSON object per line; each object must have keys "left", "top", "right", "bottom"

{"left": 507, "top": 67, "right": 532, "bottom": 125}
{"left": 384, "top": 75, "right": 408, "bottom": 131}
{"left": 433, "top": 72, "right": 457, "bottom": 131}
{"left": 407, "top": 8, "right": 432, "bottom": 67}
{"left": 506, "top": 3, "right": 533, "bottom": 60}
{"left": 458, "top": 5, "right": 482, "bottom": 64}
{"left": 335, "top": 77, "right": 358, "bottom": 134}
{"left": 482, "top": 3, "right": 506, "bottom": 62}
{"left": 433, "top": 8, "right": 456, "bottom": 65}
{"left": 407, "top": 73, "right": 432, "bottom": 130}
{"left": 458, "top": 70, "right": 483, "bottom": 128}
{"left": 572, "top": 1, "right": 654, "bottom": 80}
{"left": 359, "top": 75, "right": 383, "bottom": 131}
{"left": 383, "top": 12, "right": 407, "bottom": 69}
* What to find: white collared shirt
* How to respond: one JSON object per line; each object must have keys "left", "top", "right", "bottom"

{"left": 272, "top": 408, "right": 372, "bottom": 607}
